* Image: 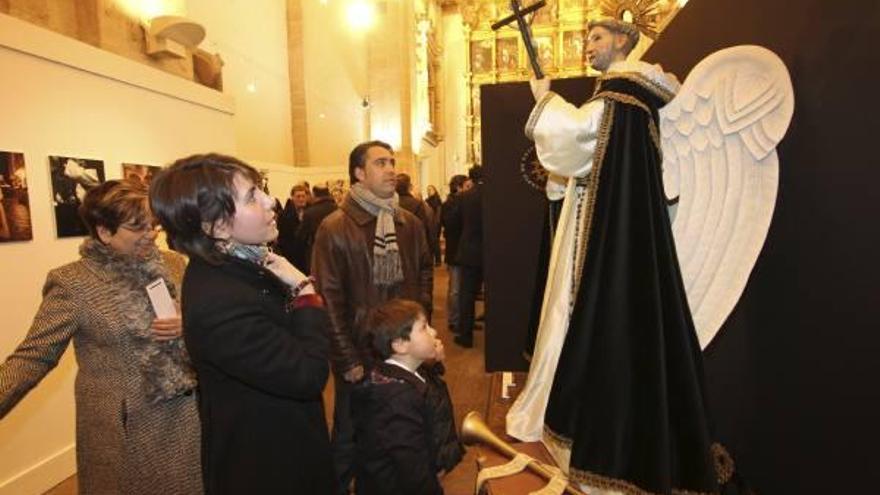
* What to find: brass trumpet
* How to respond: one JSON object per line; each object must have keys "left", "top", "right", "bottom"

{"left": 460, "top": 411, "right": 586, "bottom": 495}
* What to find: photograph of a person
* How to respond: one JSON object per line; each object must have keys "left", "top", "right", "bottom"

{"left": 562, "top": 30, "right": 587, "bottom": 66}
{"left": 470, "top": 39, "right": 493, "bottom": 74}
{"left": 122, "top": 163, "right": 161, "bottom": 188}
{"left": 49, "top": 155, "right": 105, "bottom": 238}
{"left": 496, "top": 37, "right": 519, "bottom": 72}
{"left": 534, "top": 35, "right": 555, "bottom": 69}
{"left": 0, "top": 151, "right": 32, "bottom": 242}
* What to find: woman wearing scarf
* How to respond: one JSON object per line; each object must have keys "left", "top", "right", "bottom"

{"left": 0, "top": 179, "right": 201, "bottom": 494}
{"left": 425, "top": 185, "right": 443, "bottom": 266}
{"left": 150, "top": 154, "right": 335, "bottom": 495}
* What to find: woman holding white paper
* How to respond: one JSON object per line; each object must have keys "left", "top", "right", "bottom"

{"left": 0, "top": 179, "right": 202, "bottom": 494}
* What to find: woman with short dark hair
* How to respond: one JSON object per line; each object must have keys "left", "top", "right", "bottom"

{"left": 150, "top": 153, "right": 336, "bottom": 494}
{"left": 0, "top": 179, "right": 202, "bottom": 494}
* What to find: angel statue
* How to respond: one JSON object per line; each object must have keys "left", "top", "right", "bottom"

{"left": 505, "top": 16, "right": 794, "bottom": 495}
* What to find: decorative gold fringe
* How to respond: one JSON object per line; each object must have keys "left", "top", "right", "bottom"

{"left": 541, "top": 431, "right": 740, "bottom": 495}
{"left": 591, "top": 90, "right": 663, "bottom": 157}
{"left": 569, "top": 100, "right": 616, "bottom": 305}
{"left": 598, "top": 71, "right": 677, "bottom": 103}
{"left": 525, "top": 90, "right": 559, "bottom": 140}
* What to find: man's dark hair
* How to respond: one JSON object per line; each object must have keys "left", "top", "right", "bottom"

{"left": 150, "top": 153, "right": 261, "bottom": 265}
{"left": 348, "top": 140, "right": 393, "bottom": 184}
{"left": 468, "top": 165, "right": 483, "bottom": 182}
{"left": 312, "top": 185, "right": 330, "bottom": 198}
{"left": 449, "top": 174, "right": 467, "bottom": 194}
{"left": 366, "top": 299, "right": 426, "bottom": 360}
{"left": 395, "top": 173, "right": 412, "bottom": 195}
{"left": 290, "top": 184, "right": 309, "bottom": 196}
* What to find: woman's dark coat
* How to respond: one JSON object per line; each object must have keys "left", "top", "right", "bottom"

{"left": 182, "top": 256, "right": 335, "bottom": 495}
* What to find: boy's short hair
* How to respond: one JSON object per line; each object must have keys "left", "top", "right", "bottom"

{"left": 366, "top": 299, "right": 426, "bottom": 360}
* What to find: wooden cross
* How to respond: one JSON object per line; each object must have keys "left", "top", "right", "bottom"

{"left": 491, "top": 0, "right": 547, "bottom": 79}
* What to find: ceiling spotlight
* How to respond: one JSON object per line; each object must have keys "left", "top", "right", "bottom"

{"left": 346, "top": 0, "right": 376, "bottom": 30}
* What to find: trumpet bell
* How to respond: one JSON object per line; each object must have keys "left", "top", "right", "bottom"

{"left": 459, "top": 410, "right": 586, "bottom": 495}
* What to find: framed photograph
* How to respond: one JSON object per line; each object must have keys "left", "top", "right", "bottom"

{"left": 529, "top": 0, "right": 557, "bottom": 25}
{"left": 496, "top": 37, "right": 519, "bottom": 72}
{"left": 533, "top": 34, "right": 556, "bottom": 70}
{"left": 0, "top": 151, "right": 32, "bottom": 242}
{"left": 49, "top": 155, "right": 105, "bottom": 238}
{"left": 562, "top": 29, "right": 587, "bottom": 66}
{"left": 122, "top": 163, "right": 161, "bottom": 188}
{"left": 470, "top": 39, "right": 494, "bottom": 75}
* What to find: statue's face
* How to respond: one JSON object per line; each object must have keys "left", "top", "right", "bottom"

{"left": 586, "top": 26, "right": 625, "bottom": 72}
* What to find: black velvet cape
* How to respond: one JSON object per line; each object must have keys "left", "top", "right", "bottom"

{"left": 542, "top": 74, "right": 739, "bottom": 495}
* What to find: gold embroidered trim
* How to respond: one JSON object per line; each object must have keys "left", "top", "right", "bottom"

{"left": 569, "top": 99, "right": 615, "bottom": 306}
{"left": 711, "top": 443, "right": 736, "bottom": 485}
{"left": 591, "top": 91, "right": 663, "bottom": 155}
{"left": 542, "top": 435, "right": 739, "bottom": 495}
{"left": 525, "top": 91, "right": 558, "bottom": 141}
{"left": 591, "top": 90, "right": 650, "bottom": 115}
{"left": 598, "top": 71, "right": 676, "bottom": 103}
{"left": 569, "top": 465, "right": 724, "bottom": 495}
{"left": 543, "top": 424, "right": 574, "bottom": 448}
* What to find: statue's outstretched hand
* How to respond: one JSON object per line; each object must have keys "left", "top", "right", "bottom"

{"left": 530, "top": 78, "right": 550, "bottom": 101}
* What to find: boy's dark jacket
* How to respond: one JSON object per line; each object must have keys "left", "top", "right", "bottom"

{"left": 421, "top": 362, "right": 464, "bottom": 473}
{"left": 351, "top": 362, "right": 444, "bottom": 495}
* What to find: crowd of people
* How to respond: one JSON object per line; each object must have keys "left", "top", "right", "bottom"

{"left": 0, "top": 142, "right": 477, "bottom": 495}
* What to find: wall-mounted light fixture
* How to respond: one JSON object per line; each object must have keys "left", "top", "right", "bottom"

{"left": 145, "top": 15, "right": 206, "bottom": 59}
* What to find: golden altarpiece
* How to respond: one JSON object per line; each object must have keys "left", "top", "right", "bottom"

{"left": 455, "top": 0, "right": 685, "bottom": 164}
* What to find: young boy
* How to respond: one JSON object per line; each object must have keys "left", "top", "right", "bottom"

{"left": 351, "top": 299, "right": 445, "bottom": 495}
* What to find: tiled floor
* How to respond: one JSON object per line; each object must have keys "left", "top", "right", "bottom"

{"left": 45, "top": 264, "right": 492, "bottom": 495}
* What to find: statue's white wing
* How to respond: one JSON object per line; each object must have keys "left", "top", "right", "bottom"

{"left": 659, "top": 45, "right": 794, "bottom": 349}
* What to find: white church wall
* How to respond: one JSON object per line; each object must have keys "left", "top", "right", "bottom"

{"left": 0, "top": 13, "right": 235, "bottom": 494}
{"left": 301, "top": 0, "right": 369, "bottom": 168}
{"left": 188, "top": 0, "right": 296, "bottom": 165}
{"left": 441, "top": 10, "right": 469, "bottom": 191}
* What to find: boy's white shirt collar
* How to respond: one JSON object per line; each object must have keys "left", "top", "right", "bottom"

{"left": 385, "top": 357, "right": 425, "bottom": 383}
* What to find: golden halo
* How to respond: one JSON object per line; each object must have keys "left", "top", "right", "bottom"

{"left": 599, "top": 0, "right": 662, "bottom": 40}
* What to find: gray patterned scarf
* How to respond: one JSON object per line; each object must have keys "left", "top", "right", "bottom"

{"left": 348, "top": 182, "right": 404, "bottom": 286}
{"left": 215, "top": 239, "right": 269, "bottom": 266}
{"left": 79, "top": 239, "right": 196, "bottom": 403}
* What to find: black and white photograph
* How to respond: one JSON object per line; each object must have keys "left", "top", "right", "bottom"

{"left": 0, "top": 151, "right": 32, "bottom": 242}
{"left": 49, "top": 155, "right": 105, "bottom": 238}
{"left": 122, "top": 163, "right": 161, "bottom": 188}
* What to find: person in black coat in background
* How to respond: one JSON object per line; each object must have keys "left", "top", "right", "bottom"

{"left": 295, "top": 185, "right": 338, "bottom": 273}
{"left": 425, "top": 185, "right": 443, "bottom": 266}
{"left": 440, "top": 175, "right": 467, "bottom": 334}
{"left": 276, "top": 183, "right": 310, "bottom": 268}
{"left": 451, "top": 166, "right": 484, "bottom": 348}
{"left": 396, "top": 173, "right": 436, "bottom": 263}
{"left": 150, "top": 154, "right": 335, "bottom": 495}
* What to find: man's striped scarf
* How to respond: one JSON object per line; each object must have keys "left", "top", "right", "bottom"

{"left": 349, "top": 182, "right": 404, "bottom": 286}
